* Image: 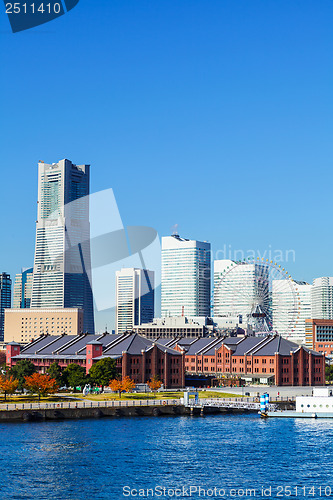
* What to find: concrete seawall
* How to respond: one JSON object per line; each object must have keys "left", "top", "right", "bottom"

{"left": 0, "top": 399, "right": 293, "bottom": 423}
{"left": 0, "top": 405, "right": 266, "bottom": 422}
{"left": 0, "top": 405, "right": 184, "bottom": 422}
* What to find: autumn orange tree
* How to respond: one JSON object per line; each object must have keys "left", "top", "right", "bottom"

{"left": 0, "top": 375, "right": 19, "bottom": 401}
{"left": 109, "top": 376, "right": 136, "bottom": 398}
{"left": 121, "top": 376, "right": 136, "bottom": 393}
{"left": 109, "top": 379, "right": 123, "bottom": 398}
{"left": 148, "top": 375, "right": 162, "bottom": 397}
{"left": 24, "top": 373, "right": 59, "bottom": 401}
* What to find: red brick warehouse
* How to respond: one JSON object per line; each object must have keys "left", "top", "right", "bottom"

{"left": 7, "top": 332, "right": 185, "bottom": 389}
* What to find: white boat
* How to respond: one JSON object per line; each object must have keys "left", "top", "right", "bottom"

{"left": 265, "top": 387, "right": 333, "bottom": 418}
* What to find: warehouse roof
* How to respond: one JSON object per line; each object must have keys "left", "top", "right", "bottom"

{"left": 15, "top": 332, "right": 182, "bottom": 360}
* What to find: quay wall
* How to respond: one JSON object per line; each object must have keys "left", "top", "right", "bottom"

{"left": 0, "top": 405, "right": 265, "bottom": 423}
{"left": 0, "top": 399, "right": 294, "bottom": 423}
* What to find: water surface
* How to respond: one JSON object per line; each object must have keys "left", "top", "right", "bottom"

{"left": 0, "top": 414, "right": 332, "bottom": 499}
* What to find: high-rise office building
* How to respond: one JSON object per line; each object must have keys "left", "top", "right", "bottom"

{"left": 161, "top": 235, "right": 211, "bottom": 317}
{"left": 115, "top": 268, "right": 154, "bottom": 334}
{"left": 13, "top": 268, "right": 33, "bottom": 309}
{"left": 213, "top": 259, "right": 269, "bottom": 331}
{"left": 31, "top": 159, "right": 94, "bottom": 333}
{"left": 311, "top": 277, "right": 333, "bottom": 319}
{"left": 272, "top": 280, "right": 312, "bottom": 344}
{"left": 0, "top": 273, "right": 12, "bottom": 341}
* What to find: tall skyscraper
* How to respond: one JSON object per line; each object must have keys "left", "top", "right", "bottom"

{"left": 115, "top": 268, "right": 154, "bottom": 334}
{"left": 13, "top": 268, "right": 33, "bottom": 308}
{"left": 213, "top": 259, "right": 269, "bottom": 331}
{"left": 161, "top": 235, "right": 211, "bottom": 318}
{"left": 31, "top": 159, "right": 94, "bottom": 333}
{"left": 312, "top": 277, "right": 333, "bottom": 319}
{"left": 272, "top": 280, "right": 312, "bottom": 344}
{"left": 0, "top": 273, "right": 12, "bottom": 341}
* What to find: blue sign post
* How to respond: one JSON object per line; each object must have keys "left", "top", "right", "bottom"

{"left": 260, "top": 393, "right": 270, "bottom": 417}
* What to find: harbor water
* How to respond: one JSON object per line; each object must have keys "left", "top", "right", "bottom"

{"left": 1, "top": 414, "right": 333, "bottom": 499}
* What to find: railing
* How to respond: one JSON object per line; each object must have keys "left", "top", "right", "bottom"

{"left": 186, "top": 398, "right": 259, "bottom": 410}
{"left": 0, "top": 399, "right": 181, "bottom": 412}
{"left": 0, "top": 395, "right": 296, "bottom": 412}
{"left": 186, "top": 398, "right": 278, "bottom": 411}
{"left": 187, "top": 396, "right": 295, "bottom": 403}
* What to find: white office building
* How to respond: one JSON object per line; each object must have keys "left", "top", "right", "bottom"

{"left": 312, "top": 277, "right": 333, "bottom": 319}
{"left": 161, "top": 235, "right": 211, "bottom": 318}
{"left": 272, "top": 280, "right": 312, "bottom": 344}
{"left": 213, "top": 259, "right": 269, "bottom": 332}
{"left": 116, "top": 268, "right": 154, "bottom": 334}
{"left": 31, "top": 159, "right": 94, "bottom": 333}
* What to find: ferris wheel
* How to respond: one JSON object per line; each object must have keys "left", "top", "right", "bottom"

{"left": 213, "top": 258, "right": 301, "bottom": 336}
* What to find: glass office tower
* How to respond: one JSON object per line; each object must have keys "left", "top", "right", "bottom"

{"left": 13, "top": 268, "right": 33, "bottom": 308}
{"left": 161, "top": 235, "right": 211, "bottom": 318}
{"left": 312, "top": 277, "right": 333, "bottom": 319}
{"left": 116, "top": 268, "right": 154, "bottom": 334}
{"left": 0, "top": 273, "right": 11, "bottom": 341}
{"left": 31, "top": 159, "right": 94, "bottom": 333}
{"left": 272, "top": 279, "right": 312, "bottom": 344}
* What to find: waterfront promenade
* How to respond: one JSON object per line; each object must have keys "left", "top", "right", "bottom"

{"left": 0, "top": 395, "right": 291, "bottom": 422}
{"left": 0, "top": 395, "right": 289, "bottom": 413}
{"left": 0, "top": 398, "right": 181, "bottom": 412}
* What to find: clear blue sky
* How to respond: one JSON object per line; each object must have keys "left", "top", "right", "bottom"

{"left": 1, "top": 0, "right": 332, "bottom": 328}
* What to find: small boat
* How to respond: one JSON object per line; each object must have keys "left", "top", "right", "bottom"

{"left": 264, "top": 388, "right": 333, "bottom": 419}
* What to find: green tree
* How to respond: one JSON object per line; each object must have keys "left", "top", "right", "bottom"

{"left": 63, "top": 364, "right": 86, "bottom": 392}
{"left": 325, "top": 365, "right": 333, "bottom": 382}
{"left": 47, "top": 362, "right": 64, "bottom": 386}
{"left": 88, "top": 358, "right": 118, "bottom": 390}
{"left": 10, "top": 359, "right": 36, "bottom": 392}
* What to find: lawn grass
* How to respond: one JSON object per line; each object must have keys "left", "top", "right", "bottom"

{"left": 0, "top": 390, "right": 239, "bottom": 404}
{"left": 0, "top": 395, "right": 78, "bottom": 404}
{"left": 70, "top": 390, "right": 239, "bottom": 402}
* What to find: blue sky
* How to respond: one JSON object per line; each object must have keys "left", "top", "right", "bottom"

{"left": 1, "top": 0, "right": 332, "bottom": 329}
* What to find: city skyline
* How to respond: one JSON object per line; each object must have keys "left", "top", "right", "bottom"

{"left": 3, "top": 159, "right": 333, "bottom": 335}
{"left": 5, "top": 183, "right": 333, "bottom": 337}
{"left": 1, "top": 1, "right": 333, "bottom": 296}
{"left": 1, "top": 2, "right": 333, "bottom": 499}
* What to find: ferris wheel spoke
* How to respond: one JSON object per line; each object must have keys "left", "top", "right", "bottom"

{"left": 213, "top": 258, "right": 299, "bottom": 336}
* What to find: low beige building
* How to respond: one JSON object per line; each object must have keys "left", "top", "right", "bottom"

{"left": 4, "top": 308, "right": 84, "bottom": 343}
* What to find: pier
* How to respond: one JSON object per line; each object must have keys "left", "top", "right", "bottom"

{"left": 184, "top": 397, "right": 278, "bottom": 415}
